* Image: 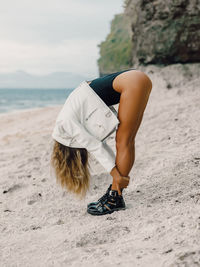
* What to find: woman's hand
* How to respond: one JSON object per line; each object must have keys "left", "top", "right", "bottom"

{"left": 110, "top": 165, "right": 130, "bottom": 195}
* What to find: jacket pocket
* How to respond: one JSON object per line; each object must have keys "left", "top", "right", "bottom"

{"left": 84, "top": 106, "right": 119, "bottom": 141}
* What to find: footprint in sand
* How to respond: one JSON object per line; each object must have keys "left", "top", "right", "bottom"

{"left": 27, "top": 193, "right": 42, "bottom": 205}
{"left": 175, "top": 250, "right": 200, "bottom": 266}
{"left": 75, "top": 225, "right": 131, "bottom": 248}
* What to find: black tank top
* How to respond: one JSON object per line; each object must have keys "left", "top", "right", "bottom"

{"left": 87, "top": 68, "right": 135, "bottom": 106}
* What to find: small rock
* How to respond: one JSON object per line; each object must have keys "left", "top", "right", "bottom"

{"left": 167, "top": 83, "right": 172, "bottom": 89}
{"left": 4, "top": 209, "right": 11, "bottom": 212}
{"left": 27, "top": 200, "right": 36, "bottom": 205}
{"left": 3, "top": 184, "right": 21, "bottom": 194}
{"left": 31, "top": 225, "right": 41, "bottom": 230}
{"left": 56, "top": 219, "right": 65, "bottom": 225}
{"left": 164, "top": 249, "right": 173, "bottom": 254}
{"left": 106, "top": 216, "right": 116, "bottom": 221}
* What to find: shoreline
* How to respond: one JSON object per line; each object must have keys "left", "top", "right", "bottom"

{"left": 0, "top": 87, "right": 73, "bottom": 116}
{"left": 0, "top": 104, "right": 63, "bottom": 117}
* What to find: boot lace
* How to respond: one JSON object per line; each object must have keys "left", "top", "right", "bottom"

{"left": 97, "top": 185, "right": 112, "bottom": 204}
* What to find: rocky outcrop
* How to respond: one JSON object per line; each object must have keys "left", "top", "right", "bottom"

{"left": 125, "top": 0, "right": 200, "bottom": 66}
{"left": 97, "top": 14, "right": 132, "bottom": 76}
{"left": 97, "top": 0, "right": 200, "bottom": 74}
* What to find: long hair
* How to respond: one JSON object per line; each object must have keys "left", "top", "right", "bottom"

{"left": 51, "top": 140, "right": 90, "bottom": 198}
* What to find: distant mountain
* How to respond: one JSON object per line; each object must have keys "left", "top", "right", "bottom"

{"left": 0, "top": 70, "right": 88, "bottom": 89}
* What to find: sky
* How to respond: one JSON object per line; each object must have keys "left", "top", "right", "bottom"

{"left": 0, "top": 0, "right": 124, "bottom": 78}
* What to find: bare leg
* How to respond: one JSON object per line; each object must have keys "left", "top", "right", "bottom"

{"left": 111, "top": 112, "right": 144, "bottom": 191}
{"left": 111, "top": 76, "right": 152, "bottom": 191}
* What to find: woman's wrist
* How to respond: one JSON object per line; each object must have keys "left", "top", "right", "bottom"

{"left": 110, "top": 165, "right": 130, "bottom": 180}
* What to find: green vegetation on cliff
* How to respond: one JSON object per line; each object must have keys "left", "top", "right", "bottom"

{"left": 97, "top": 14, "right": 132, "bottom": 76}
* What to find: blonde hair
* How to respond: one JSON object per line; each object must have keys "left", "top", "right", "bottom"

{"left": 51, "top": 140, "right": 90, "bottom": 198}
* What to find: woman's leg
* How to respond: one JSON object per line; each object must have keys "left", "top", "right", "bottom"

{"left": 111, "top": 72, "right": 152, "bottom": 191}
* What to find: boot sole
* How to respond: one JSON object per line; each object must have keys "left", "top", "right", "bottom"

{"left": 87, "top": 206, "right": 126, "bottom": 216}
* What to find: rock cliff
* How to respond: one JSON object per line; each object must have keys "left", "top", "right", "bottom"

{"left": 98, "top": 0, "right": 200, "bottom": 74}
{"left": 97, "top": 14, "right": 132, "bottom": 76}
{"left": 126, "top": 0, "right": 200, "bottom": 66}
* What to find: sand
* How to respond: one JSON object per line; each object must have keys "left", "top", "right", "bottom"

{"left": 0, "top": 63, "right": 200, "bottom": 267}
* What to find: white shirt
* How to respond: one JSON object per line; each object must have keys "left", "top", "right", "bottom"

{"left": 52, "top": 81, "right": 120, "bottom": 173}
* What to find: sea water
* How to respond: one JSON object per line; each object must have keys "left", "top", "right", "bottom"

{"left": 0, "top": 88, "right": 74, "bottom": 113}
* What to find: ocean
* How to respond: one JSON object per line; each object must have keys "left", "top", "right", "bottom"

{"left": 0, "top": 88, "right": 74, "bottom": 113}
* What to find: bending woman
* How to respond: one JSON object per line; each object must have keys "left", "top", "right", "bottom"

{"left": 51, "top": 69, "right": 152, "bottom": 216}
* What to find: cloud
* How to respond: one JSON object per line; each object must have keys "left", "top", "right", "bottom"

{"left": 0, "top": 0, "right": 124, "bottom": 76}
{"left": 0, "top": 39, "right": 99, "bottom": 77}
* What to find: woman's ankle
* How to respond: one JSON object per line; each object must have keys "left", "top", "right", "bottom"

{"left": 111, "top": 183, "right": 123, "bottom": 195}
{"left": 111, "top": 183, "right": 118, "bottom": 191}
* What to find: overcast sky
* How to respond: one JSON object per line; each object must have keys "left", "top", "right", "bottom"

{"left": 0, "top": 0, "right": 124, "bottom": 78}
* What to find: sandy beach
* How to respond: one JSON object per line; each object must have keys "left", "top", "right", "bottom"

{"left": 1, "top": 64, "right": 200, "bottom": 266}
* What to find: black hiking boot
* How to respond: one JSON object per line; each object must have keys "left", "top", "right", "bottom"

{"left": 87, "top": 184, "right": 112, "bottom": 208}
{"left": 87, "top": 188, "right": 126, "bottom": 216}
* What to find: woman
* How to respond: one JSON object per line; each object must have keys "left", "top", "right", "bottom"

{"left": 51, "top": 68, "right": 152, "bottom": 216}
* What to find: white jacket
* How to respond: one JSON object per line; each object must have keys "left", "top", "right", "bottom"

{"left": 52, "top": 80, "right": 120, "bottom": 173}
